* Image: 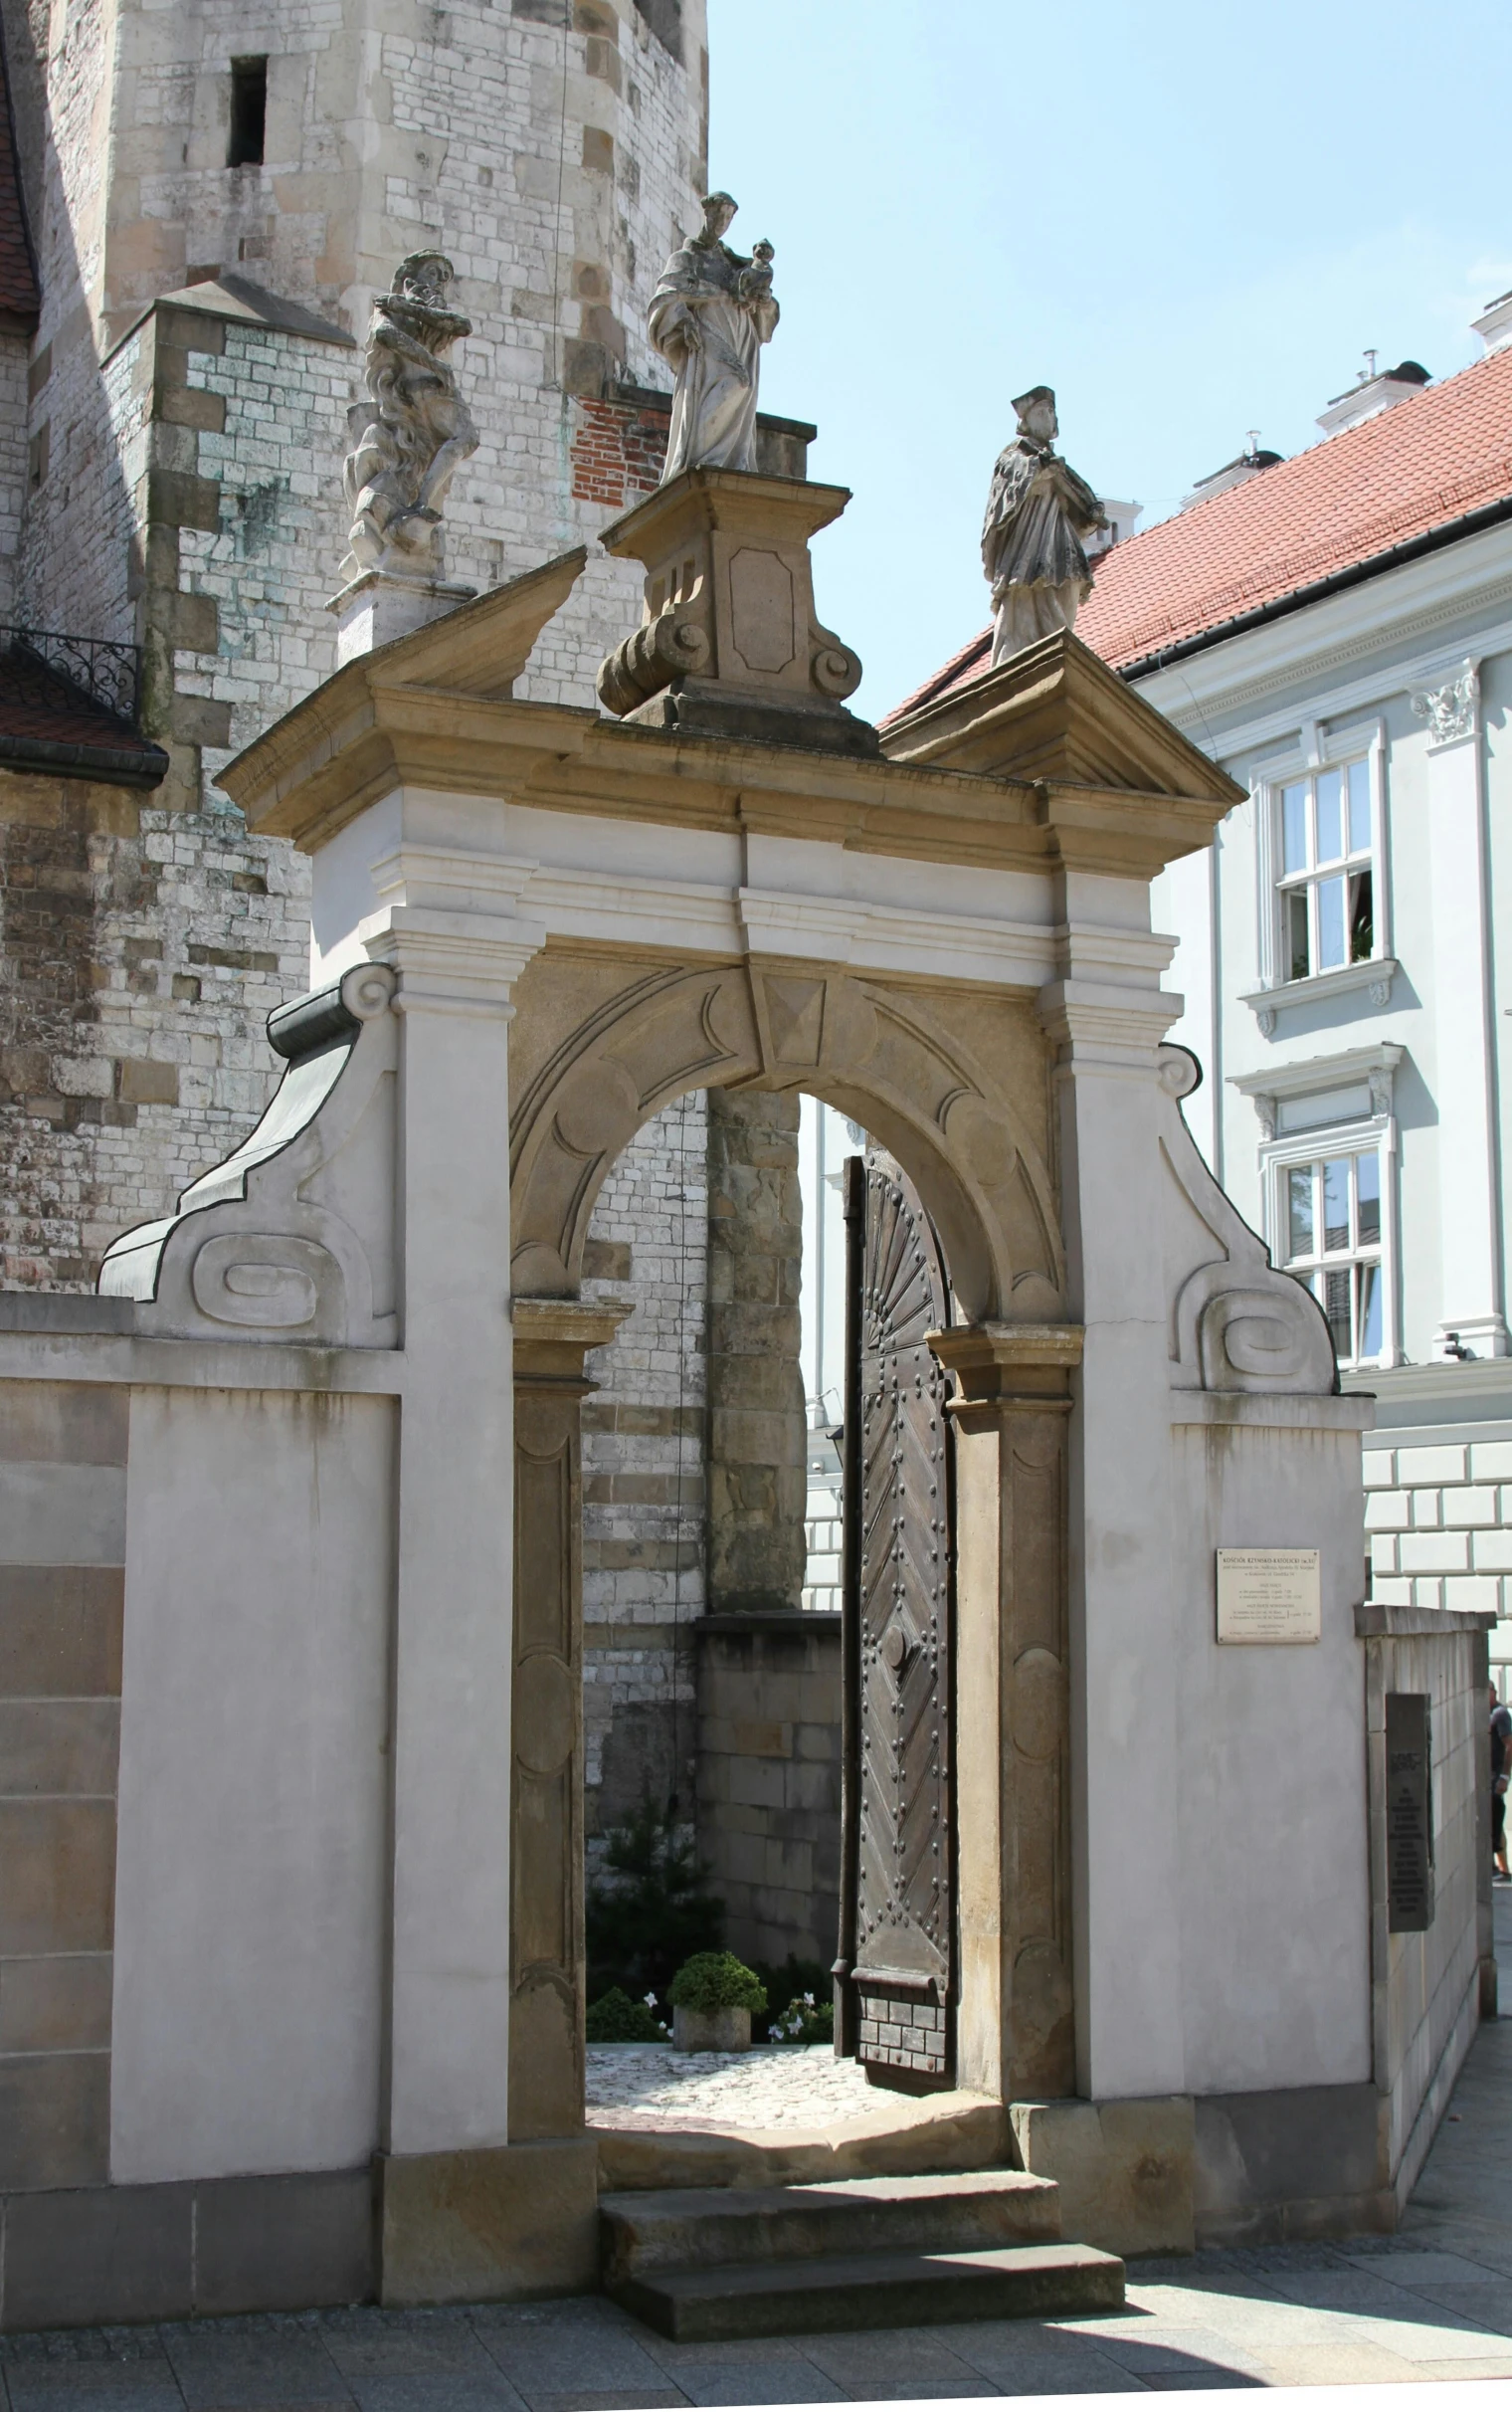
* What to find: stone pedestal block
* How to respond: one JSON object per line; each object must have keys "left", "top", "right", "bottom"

{"left": 329, "top": 568, "right": 477, "bottom": 664}
{"left": 377, "top": 2137, "right": 599, "bottom": 2305}
{"left": 1010, "top": 2095, "right": 1196, "bottom": 2257}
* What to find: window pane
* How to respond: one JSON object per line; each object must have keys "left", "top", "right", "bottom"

{"left": 1323, "top": 1156, "right": 1350, "bottom": 1251}
{"left": 1348, "top": 758, "right": 1372, "bottom": 852}
{"left": 1288, "top": 1167, "right": 1314, "bottom": 1258}
{"left": 1282, "top": 783, "right": 1308, "bottom": 873}
{"left": 1357, "top": 1150, "right": 1381, "bottom": 1245}
{"left": 1316, "top": 767, "right": 1343, "bottom": 862}
{"left": 1318, "top": 874, "right": 1346, "bottom": 968}
{"left": 1288, "top": 888, "right": 1310, "bottom": 981}
{"left": 1323, "top": 1267, "right": 1352, "bottom": 1359}
{"left": 1359, "top": 1262, "right": 1382, "bottom": 1359}
{"left": 1349, "top": 869, "right": 1374, "bottom": 962}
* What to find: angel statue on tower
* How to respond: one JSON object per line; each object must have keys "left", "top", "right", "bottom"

{"left": 649, "top": 192, "right": 779, "bottom": 482}
{"left": 981, "top": 386, "right": 1106, "bottom": 665}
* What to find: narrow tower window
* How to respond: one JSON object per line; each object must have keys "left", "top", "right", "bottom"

{"left": 228, "top": 57, "right": 268, "bottom": 168}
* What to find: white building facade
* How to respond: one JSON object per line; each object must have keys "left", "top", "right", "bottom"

{"left": 1138, "top": 309, "right": 1512, "bottom": 1675}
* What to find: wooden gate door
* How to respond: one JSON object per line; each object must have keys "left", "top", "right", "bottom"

{"left": 835, "top": 1152, "right": 956, "bottom": 2089}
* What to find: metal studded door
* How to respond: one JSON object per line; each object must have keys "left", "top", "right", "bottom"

{"left": 835, "top": 1152, "right": 955, "bottom": 2089}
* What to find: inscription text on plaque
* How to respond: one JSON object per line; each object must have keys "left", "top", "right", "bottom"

{"left": 1386, "top": 1692, "right": 1434, "bottom": 1932}
{"left": 1216, "top": 1547, "right": 1321, "bottom": 1644}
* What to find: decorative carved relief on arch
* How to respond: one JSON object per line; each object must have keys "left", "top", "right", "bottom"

{"left": 507, "top": 949, "right": 1064, "bottom": 1321}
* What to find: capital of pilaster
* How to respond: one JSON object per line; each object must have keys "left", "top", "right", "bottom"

{"left": 361, "top": 842, "right": 546, "bottom": 1014}
{"left": 1037, "top": 976, "right": 1181, "bottom": 1066}
{"left": 929, "top": 1319, "right": 1083, "bottom": 1418}
{"left": 512, "top": 1294, "right": 635, "bottom": 1385}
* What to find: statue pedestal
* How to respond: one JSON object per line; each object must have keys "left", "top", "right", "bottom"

{"left": 329, "top": 567, "right": 478, "bottom": 665}
{"left": 596, "top": 468, "right": 876, "bottom": 757}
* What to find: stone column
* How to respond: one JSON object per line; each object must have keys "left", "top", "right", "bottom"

{"left": 928, "top": 1322, "right": 1081, "bottom": 2103}
{"left": 1414, "top": 663, "right": 1507, "bottom": 1359}
{"left": 704, "top": 1086, "right": 807, "bottom": 1614}
{"left": 508, "top": 1296, "right": 629, "bottom": 2140}
{"left": 1039, "top": 873, "right": 1186, "bottom": 2104}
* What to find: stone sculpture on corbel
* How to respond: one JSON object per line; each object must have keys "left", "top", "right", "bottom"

{"left": 330, "top": 253, "right": 480, "bottom": 660}
{"left": 649, "top": 193, "right": 778, "bottom": 480}
{"left": 982, "top": 387, "right": 1106, "bottom": 666}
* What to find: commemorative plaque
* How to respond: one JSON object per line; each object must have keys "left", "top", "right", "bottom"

{"left": 1215, "top": 1547, "right": 1321, "bottom": 1644}
{"left": 1386, "top": 1691, "right": 1434, "bottom": 1932}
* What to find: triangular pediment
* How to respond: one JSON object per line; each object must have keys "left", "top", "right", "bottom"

{"left": 879, "top": 629, "right": 1242, "bottom": 807}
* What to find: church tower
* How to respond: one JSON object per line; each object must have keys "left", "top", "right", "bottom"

{"left": 0, "top": 0, "right": 712, "bottom": 1281}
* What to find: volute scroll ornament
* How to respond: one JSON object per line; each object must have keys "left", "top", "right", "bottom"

{"left": 97, "top": 960, "right": 401, "bottom": 1348}
{"left": 1158, "top": 1045, "right": 1337, "bottom": 1396}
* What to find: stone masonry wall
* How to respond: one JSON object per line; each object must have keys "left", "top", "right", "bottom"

{"left": 0, "top": 331, "right": 28, "bottom": 621}
{"left": 0, "top": 0, "right": 711, "bottom": 1284}
{"left": 695, "top": 1613, "right": 841, "bottom": 1971}
{"left": 1366, "top": 1435, "right": 1512, "bottom": 1619}
{"left": 580, "top": 1093, "right": 707, "bottom": 1873}
{"left": 705, "top": 1086, "right": 807, "bottom": 1617}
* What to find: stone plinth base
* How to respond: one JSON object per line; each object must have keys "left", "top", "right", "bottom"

{"left": 376, "top": 2138, "right": 599, "bottom": 2306}
{"left": 1011, "top": 2097, "right": 1196, "bottom": 2257}
{"left": 329, "top": 569, "right": 477, "bottom": 664}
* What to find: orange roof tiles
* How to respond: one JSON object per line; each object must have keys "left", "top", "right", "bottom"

{"left": 882, "top": 345, "right": 1512, "bottom": 721}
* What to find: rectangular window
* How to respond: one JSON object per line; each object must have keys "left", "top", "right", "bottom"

{"left": 229, "top": 56, "right": 268, "bottom": 167}
{"left": 1275, "top": 758, "right": 1374, "bottom": 982}
{"left": 1282, "top": 1144, "right": 1384, "bottom": 1366}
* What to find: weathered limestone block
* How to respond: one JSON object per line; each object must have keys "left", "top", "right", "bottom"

{"left": 704, "top": 1087, "right": 806, "bottom": 1616}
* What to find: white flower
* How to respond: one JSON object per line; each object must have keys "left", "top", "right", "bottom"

{"left": 644, "top": 1992, "right": 658, "bottom": 2008}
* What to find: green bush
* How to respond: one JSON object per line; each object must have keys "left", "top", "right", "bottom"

{"left": 668, "top": 1949, "right": 767, "bottom": 2015}
{"left": 586, "top": 1796, "right": 724, "bottom": 2005}
{"left": 585, "top": 1986, "right": 667, "bottom": 2043}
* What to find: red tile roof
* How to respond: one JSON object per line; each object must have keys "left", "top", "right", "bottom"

{"left": 882, "top": 345, "right": 1512, "bottom": 720}
{"left": 0, "top": 14, "right": 38, "bottom": 330}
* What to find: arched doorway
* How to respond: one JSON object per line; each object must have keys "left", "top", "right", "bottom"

{"left": 504, "top": 947, "right": 1081, "bottom": 2155}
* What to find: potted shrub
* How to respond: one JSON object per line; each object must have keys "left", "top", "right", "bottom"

{"left": 667, "top": 1951, "right": 767, "bottom": 2052}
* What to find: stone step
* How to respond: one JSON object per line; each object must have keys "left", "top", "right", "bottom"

{"left": 610, "top": 2240, "right": 1126, "bottom": 2341}
{"left": 594, "top": 2083, "right": 1007, "bottom": 2192}
{"left": 601, "top": 2169, "right": 1061, "bottom": 2285}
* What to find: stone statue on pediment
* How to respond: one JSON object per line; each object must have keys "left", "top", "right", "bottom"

{"left": 649, "top": 193, "right": 778, "bottom": 481}
{"left": 982, "top": 387, "right": 1106, "bottom": 665}
{"left": 341, "top": 252, "right": 479, "bottom": 581}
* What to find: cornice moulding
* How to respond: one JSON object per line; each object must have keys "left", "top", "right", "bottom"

{"left": 1240, "top": 957, "right": 1399, "bottom": 1029}
{"left": 1132, "top": 523, "right": 1512, "bottom": 740}
{"left": 1230, "top": 1042, "right": 1405, "bottom": 1101}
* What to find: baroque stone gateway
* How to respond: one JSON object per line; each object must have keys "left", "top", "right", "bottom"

{"left": 0, "top": 440, "right": 1489, "bottom": 2323}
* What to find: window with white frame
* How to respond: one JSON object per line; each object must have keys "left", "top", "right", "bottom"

{"left": 1276, "top": 759, "right": 1375, "bottom": 982}
{"left": 1280, "top": 1143, "right": 1384, "bottom": 1366}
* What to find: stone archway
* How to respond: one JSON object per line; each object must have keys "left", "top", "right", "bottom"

{"left": 503, "top": 942, "right": 1085, "bottom": 2148}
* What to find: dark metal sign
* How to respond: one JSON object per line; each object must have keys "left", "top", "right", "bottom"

{"left": 1386, "top": 1691, "right": 1434, "bottom": 1933}
{"left": 836, "top": 1154, "right": 955, "bottom": 2088}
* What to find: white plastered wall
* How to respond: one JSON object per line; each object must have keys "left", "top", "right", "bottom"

{"left": 110, "top": 1384, "right": 394, "bottom": 2183}
{"left": 1170, "top": 1411, "right": 1373, "bottom": 2094}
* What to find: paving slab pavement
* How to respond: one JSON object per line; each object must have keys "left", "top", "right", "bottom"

{"left": 7, "top": 1896, "right": 1512, "bottom": 2401}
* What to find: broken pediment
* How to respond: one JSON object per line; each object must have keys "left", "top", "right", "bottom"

{"left": 878, "top": 628, "right": 1243, "bottom": 810}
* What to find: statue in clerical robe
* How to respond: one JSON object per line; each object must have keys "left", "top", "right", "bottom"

{"left": 982, "top": 387, "right": 1106, "bottom": 665}
{"left": 649, "top": 193, "right": 778, "bottom": 482}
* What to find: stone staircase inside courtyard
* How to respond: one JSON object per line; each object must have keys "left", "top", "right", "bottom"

{"left": 599, "top": 2169, "right": 1123, "bottom": 2340}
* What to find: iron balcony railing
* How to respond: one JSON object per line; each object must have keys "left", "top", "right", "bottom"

{"left": 0, "top": 625, "right": 142, "bottom": 726}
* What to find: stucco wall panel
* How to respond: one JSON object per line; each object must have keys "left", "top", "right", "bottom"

{"left": 110, "top": 1383, "right": 393, "bottom": 2183}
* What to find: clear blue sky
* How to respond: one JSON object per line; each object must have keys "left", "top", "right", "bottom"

{"left": 705, "top": 0, "right": 1512, "bottom": 718}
